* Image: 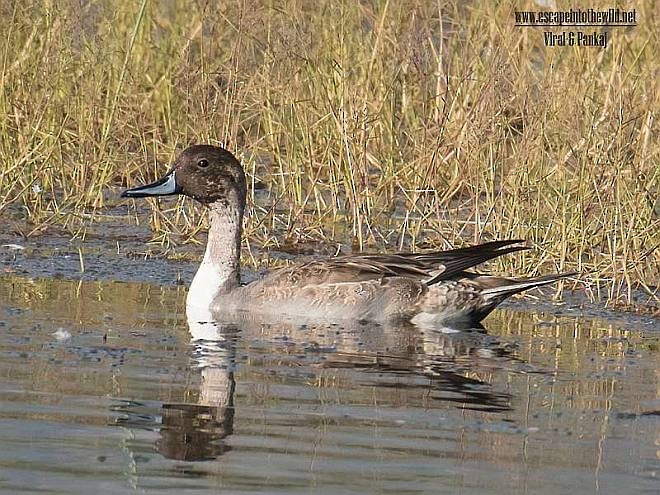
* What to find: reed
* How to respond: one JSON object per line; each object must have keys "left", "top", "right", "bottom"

{"left": 0, "top": 0, "right": 657, "bottom": 305}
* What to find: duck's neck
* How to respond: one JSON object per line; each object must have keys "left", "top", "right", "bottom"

{"left": 187, "top": 199, "right": 244, "bottom": 311}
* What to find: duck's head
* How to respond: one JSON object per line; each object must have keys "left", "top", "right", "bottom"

{"left": 121, "top": 145, "right": 247, "bottom": 208}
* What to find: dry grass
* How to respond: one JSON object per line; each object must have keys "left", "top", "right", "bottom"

{"left": 0, "top": 0, "right": 658, "bottom": 304}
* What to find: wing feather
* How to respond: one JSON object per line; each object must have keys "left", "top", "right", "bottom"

{"left": 260, "top": 239, "right": 529, "bottom": 287}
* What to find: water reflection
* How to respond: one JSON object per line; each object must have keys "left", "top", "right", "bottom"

{"left": 0, "top": 276, "right": 658, "bottom": 494}
{"left": 112, "top": 328, "right": 238, "bottom": 461}
{"left": 158, "top": 330, "right": 237, "bottom": 461}
{"left": 136, "top": 311, "right": 527, "bottom": 462}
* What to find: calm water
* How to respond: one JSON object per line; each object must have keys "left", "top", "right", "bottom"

{"left": 0, "top": 276, "right": 658, "bottom": 494}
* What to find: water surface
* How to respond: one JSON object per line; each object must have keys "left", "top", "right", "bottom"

{"left": 0, "top": 275, "right": 658, "bottom": 494}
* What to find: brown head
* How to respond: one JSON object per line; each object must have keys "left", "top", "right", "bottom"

{"left": 122, "top": 145, "right": 247, "bottom": 209}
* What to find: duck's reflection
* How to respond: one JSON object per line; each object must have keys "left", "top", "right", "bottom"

{"left": 120, "top": 312, "right": 525, "bottom": 462}
{"left": 156, "top": 335, "right": 237, "bottom": 461}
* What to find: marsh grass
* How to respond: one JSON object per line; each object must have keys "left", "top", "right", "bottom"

{"left": 0, "top": 0, "right": 658, "bottom": 304}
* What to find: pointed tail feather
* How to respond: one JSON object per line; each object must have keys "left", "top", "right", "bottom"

{"left": 481, "top": 272, "right": 576, "bottom": 300}
{"left": 423, "top": 241, "right": 530, "bottom": 285}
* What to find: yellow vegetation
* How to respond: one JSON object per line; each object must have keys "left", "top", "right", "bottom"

{"left": 0, "top": 1, "right": 657, "bottom": 303}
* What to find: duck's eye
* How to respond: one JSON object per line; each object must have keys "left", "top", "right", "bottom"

{"left": 197, "top": 159, "right": 209, "bottom": 168}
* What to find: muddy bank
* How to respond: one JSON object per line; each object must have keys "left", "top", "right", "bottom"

{"left": 0, "top": 212, "right": 658, "bottom": 330}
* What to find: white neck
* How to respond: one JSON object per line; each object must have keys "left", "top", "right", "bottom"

{"left": 186, "top": 199, "right": 244, "bottom": 311}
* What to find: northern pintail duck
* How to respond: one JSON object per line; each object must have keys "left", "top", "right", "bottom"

{"left": 122, "top": 145, "right": 573, "bottom": 326}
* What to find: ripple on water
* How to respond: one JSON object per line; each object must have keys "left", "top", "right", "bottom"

{"left": 0, "top": 275, "right": 658, "bottom": 494}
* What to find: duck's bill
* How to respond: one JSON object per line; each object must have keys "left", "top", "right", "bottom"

{"left": 121, "top": 170, "right": 181, "bottom": 198}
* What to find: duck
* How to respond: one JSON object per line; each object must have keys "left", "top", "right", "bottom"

{"left": 122, "top": 144, "right": 574, "bottom": 326}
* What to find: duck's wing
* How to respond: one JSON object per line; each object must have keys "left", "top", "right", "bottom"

{"left": 335, "top": 239, "right": 529, "bottom": 284}
{"left": 258, "top": 240, "right": 529, "bottom": 287}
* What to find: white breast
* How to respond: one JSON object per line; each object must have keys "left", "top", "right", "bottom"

{"left": 186, "top": 260, "right": 224, "bottom": 311}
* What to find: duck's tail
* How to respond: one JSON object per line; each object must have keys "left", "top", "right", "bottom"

{"left": 480, "top": 272, "right": 577, "bottom": 301}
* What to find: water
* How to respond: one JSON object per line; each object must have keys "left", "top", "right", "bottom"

{"left": 0, "top": 275, "right": 658, "bottom": 494}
